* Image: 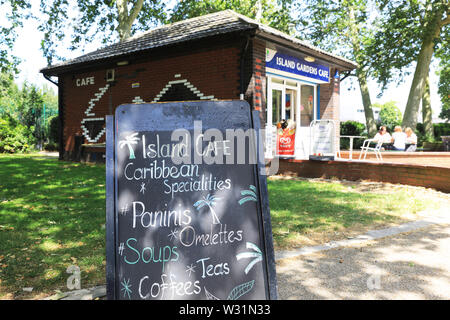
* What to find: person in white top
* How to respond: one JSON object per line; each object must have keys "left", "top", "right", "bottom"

{"left": 391, "top": 126, "right": 407, "bottom": 151}
{"left": 374, "top": 126, "right": 392, "bottom": 143}
{"left": 405, "top": 127, "right": 417, "bottom": 152}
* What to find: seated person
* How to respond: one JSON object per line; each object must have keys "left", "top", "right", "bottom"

{"left": 391, "top": 126, "right": 407, "bottom": 151}
{"left": 405, "top": 127, "right": 417, "bottom": 152}
{"left": 373, "top": 126, "right": 392, "bottom": 150}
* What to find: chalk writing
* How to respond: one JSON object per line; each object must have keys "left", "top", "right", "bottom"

{"left": 110, "top": 101, "right": 275, "bottom": 300}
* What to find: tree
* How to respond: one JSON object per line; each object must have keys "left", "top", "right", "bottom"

{"left": 0, "top": 72, "right": 21, "bottom": 117}
{"left": 296, "top": 0, "right": 379, "bottom": 137}
{"left": 0, "top": 72, "right": 59, "bottom": 151}
{"left": 421, "top": 72, "right": 434, "bottom": 140}
{"left": 368, "top": 0, "right": 449, "bottom": 130}
{"left": 437, "top": 26, "right": 449, "bottom": 121}
{"left": 169, "top": 0, "right": 295, "bottom": 34}
{"left": 0, "top": 0, "right": 31, "bottom": 72}
{"left": 38, "top": 0, "right": 166, "bottom": 65}
{"left": 374, "top": 101, "right": 402, "bottom": 132}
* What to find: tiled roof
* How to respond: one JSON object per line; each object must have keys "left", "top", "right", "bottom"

{"left": 41, "top": 10, "right": 356, "bottom": 75}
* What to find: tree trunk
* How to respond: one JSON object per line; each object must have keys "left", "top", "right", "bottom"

{"left": 208, "top": 206, "right": 221, "bottom": 225}
{"left": 357, "top": 69, "right": 378, "bottom": 137}
{"left": 116, "top": 0, "right": 144, "bottom": 41}
{"left": 402, "top": 38, "right": 436, "bottom": 129}
{"left": 422, "top": 71, "right": 434, "bottom": 141}
{"left": 348, "top": 6, "right": 377, "bottom": 137}
{"left": 402, "top": 7, "right": 447, "bottom": 129}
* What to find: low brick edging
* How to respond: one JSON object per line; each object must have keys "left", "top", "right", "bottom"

{"left": 275, "top": 158, "right": 450, "bottom": 193}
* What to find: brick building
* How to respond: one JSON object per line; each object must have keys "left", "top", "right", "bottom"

{"left": 40, "top": 10, "right": 357, "bottom": 161}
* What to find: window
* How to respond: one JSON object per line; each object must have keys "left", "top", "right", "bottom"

{"left": 300, "top": 85, "right": 314, "bottom": 126}
{"left": 272, "top": 89, "right": 282, "bottom": 125}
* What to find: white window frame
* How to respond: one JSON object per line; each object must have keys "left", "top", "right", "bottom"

{"left": 266, "top": 75, "right": 318, "bottom": 128}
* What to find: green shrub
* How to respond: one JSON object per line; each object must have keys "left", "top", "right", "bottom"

{"left": 0, "top": 116, "right": 35, "bottom": 153}
{"left": 415, "top": 123, "right": 450, "bottom": 147}
{"left": 433, "top": 123, "right": 450, "bottom": 138}
{"left": 340, "top": 121, "right": 367, "bottom": 150}
{"left": 47, "top": 115, "right": 59, "bottom": 144}
{"left": 43, "top": 141, "right": 58, "bottom": 151}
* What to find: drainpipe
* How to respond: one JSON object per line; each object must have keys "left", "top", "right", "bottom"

{"left": 240, "top": 35, "right": 250, "bottom": 100}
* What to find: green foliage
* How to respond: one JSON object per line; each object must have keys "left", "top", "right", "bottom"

{"left": 169, "top": 0, "right": 295, "bottom": 34}
{"left": 415, "top": 122, "right": 450, "bottom": 145}
{"left": 368, "top": 0, "right": 449, "bottom": 92}
{"left": 39, "top": 0, "right": 167, "bottom": 65}
{"left": 295, "top": 0, "right": 373, "bottom": 63}
{"left": 433, "top": 123, "right": 450, "bottom": 138}
{"left": 47, "top": 114, "right": 59, "bottom": 143}
{"left": 374, "top": 101, "right": 402, "bottom": 132}
{"left": 0, "top": 116, "right": 35, "bottom": 153}
{"left": 340, "top": 120, "right": 366, "bottom": 149}
{"left": 0, "top": 0, "right": 31, "bottom": 72}
{"left": 0, "top": 72, "right": 58, "bottom": 152}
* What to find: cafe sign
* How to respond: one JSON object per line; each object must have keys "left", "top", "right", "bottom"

{"left": 266, "top": 48, "right": 330, "bottom": 83}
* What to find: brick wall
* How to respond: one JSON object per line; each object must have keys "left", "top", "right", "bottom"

{"left": 244, "top": 38, "right": 266, "bottom": 124}
{"left": 60, "top": 37, "right": 242, "bottom": 158}
{"left": 319, "top": 67, "right": 340, "bottom": 149}
{"left": 276, "top": 159, "right": 450, "bottom": 193}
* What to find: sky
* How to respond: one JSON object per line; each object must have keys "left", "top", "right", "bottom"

{"left": 9, "top": 4, "right": 444, "bottom": 122}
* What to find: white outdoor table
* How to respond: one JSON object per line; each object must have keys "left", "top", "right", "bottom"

{"left": 340, "top": 135, "right": 366, "bottom": 160}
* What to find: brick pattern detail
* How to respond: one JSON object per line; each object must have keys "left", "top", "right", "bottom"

{"left": 61, "top": 41, "right": 241, "bottom": 156}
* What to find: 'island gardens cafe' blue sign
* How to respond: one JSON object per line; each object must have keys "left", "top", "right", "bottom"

{"left": 265, "top": 48, "right": 330, "bottom": 84}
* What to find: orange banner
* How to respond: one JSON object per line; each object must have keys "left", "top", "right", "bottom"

{"left": 276, "top": 128, "right": 295, "bottom": 155}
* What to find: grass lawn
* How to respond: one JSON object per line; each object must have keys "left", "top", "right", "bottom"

{"left": 0, "top": 154, "right": 106, "bottom": 299}
{"left": 268, "top": 177, "right": 441, "bottom": 249}
{"left": 0, "top": 154, "right": 442, "bottom": 299}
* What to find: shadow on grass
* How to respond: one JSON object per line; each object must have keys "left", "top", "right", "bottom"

{"left": 267, "top": 179, "right": 429, "bottom": 249}
{"left": 0, "top": 155, "right": 106, "bottom": 299}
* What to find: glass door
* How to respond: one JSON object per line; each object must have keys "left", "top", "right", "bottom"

{"left": 298, "top": 84, "right": 317, "bottom": 158}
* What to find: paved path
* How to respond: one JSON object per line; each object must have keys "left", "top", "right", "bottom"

{"left": 276, "top": 212, "right": 450, "bottom": 300}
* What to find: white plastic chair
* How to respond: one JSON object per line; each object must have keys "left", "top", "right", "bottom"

{"left": 359, "top": 139, "right": 383, "bottom": 161}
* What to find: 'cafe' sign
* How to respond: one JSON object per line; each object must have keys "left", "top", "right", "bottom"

{"left": 265, "top": 49, "right": 330, "bottom": 83}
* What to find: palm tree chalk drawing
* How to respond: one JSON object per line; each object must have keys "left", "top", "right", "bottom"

{"left": 238, "top": 185, "right": 258, "bottom": 205}
{"left": 204, "top": 280, "right": 255, "bottom": 300}
{"left": 236, "top": 242, "right": 263, "bottom": 274}
{"left": 204, "top": 287, "right": 220, "bottom": 300}
{"left": 193, "top": 194, "right": 221, "bottom": 224}
{"left": 119, "top": 132, "right": 140, "bottom": 159}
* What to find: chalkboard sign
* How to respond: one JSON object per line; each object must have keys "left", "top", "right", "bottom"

{"left": 105, "top": 100, "right": 277, "bottom": 300}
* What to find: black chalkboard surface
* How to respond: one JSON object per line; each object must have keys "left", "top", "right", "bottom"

{"left": 105, "top": 100, "right": 277, "bottom": 300}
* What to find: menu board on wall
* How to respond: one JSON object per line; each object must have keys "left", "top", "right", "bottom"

{"left": 105, "top": 100, "right": 277, "bottom": 300}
